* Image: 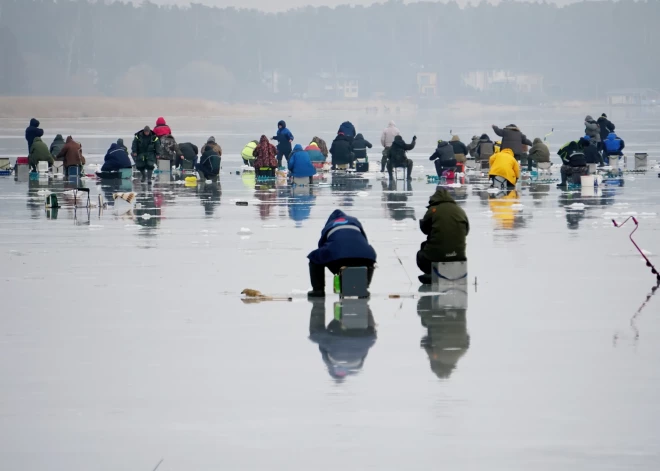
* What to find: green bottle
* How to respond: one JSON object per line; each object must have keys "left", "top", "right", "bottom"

{"left": 333, "top": 274, "right": 340, "bottom": 294}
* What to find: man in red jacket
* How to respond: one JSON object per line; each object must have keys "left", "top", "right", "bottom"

{"left": 153, "top": 117, "right": 172, "bottom": 138}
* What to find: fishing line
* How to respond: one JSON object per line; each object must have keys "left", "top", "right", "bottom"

{"left": 394, "top": 249, "right": 413, "bottom": 285}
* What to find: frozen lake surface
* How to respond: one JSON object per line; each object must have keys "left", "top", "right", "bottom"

{"left": 1, "top": 111, "right": 660, "bottom": 470}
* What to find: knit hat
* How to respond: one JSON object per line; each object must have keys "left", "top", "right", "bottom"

{"left": 601, "top": 113, "right": 607, "bottom": 118}
{"left": 143, "top": 126, "right": 151, "bottom": 132}
{"left": 207, "top": 136, "right": 216, "bottom": 143}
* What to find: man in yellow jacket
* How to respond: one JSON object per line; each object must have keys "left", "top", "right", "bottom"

{"left": 489, "top": 148, "right": 521, "bottom": 190}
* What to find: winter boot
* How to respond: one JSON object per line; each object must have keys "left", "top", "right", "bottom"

{"left": 146, "top": 169, "right": 153, "bottom": 185}
{"left": 307, "top": 262, "right": 326, "bottom": 298}
{"left": 418, "top": 273, "right": 433, "bottom": 285}
{"left": 139, "top": 169, "right": 146, "bottom": 183}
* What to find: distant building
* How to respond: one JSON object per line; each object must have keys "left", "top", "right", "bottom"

{"left": 417, "top": 72, "right": 437, "bottom": 97}
{"left": 606, "top": 88, "right": 659, "bottom": 106}
{"left": 306, "top": 73, "right": 359, "bottom": 99}
{"left": 463, "top": 70, "right": 544, "bottom": 94}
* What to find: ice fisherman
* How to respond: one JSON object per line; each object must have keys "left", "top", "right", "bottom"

{"left": 492, "top": 124, "right": 533, "bottom": 161}
{"left": 177, "top": 142, "right": 199, "bottom": 169}
{"left": 131, "top": 126, "right": 161, "bottom": 184}
{"left": 28, "top": 136, "right": 54, "bottom": 172}
{"left": 338, "top": 121, "right": 356, "bottom": 140}
{"left": 49, "top": 134, "right": 65, "bottom": 159}
{"left": 273, "top": 120, "right": 294, "bottom": 168}
{"left": 388, "top": 134, "right": 416, "bottom": 180}
{"left": 101, "top": 141, "right": 132, "bottom": 172}
{"left": 582, "top": 136, "right": 603, "bottom": 166}
{"left": 488, "top": 148, "right": 521, "bottom": 190}
{"left": 153, "top": 117, "right": 172, "bottom": 138}
{"left": 449, "top": 135, "right": 469, "bottom": 164}
{"left": 584, "top": 115, "right": 601, "bottom": 149}
{"left": 527, "top": 138, "right": 550, "bottom": 171}
{"left": 429, "top": 139, "right": 456, "bottom": 177}
{"left": 307, "top": 209, "right": 377, "bottom": 298}
{"left": 352, "top": 133, "right": 373, "bottom": 162}
{"left": 380, "top": 121, "right": 400, "bottom": 172}
{"left": 417, "top": 188, "right": 470, "bottom": 285}
{"left": 200, "top": 136, "right": 223, "bottom": 159}
{"left": 603, "top": 132, "right": 625, "bottom": 164}
{"left": 288, "top": 144, "right": 316, "bottom": 183}
{"left": 56, "top": 136, "right": 85, "bottom": 177}
{"left": 310, "top": 136, "right": 329, "bottom": 158}
{"left": 241, "top": 140, "right": 258, "bottom": 166}
{"left": 25, "top": 118, "right": 44, "bottom": 154}
{"left": 556, "top": 137, "right": 590, "bottom": 189}
{"left": 476, "top": 134, "right": 494, "bottom": 165}
{"left": 253, "top": 135, "right": 278, "bottom": 169}
{"left": 467, "top": 135, "right": 480, "bottom": 158}
{"left": 304, "top": 142, "right": 326, "bottom": 164}
{"left": 330, "top": 131, "right": 353, "bottom": 169}
{"left": 196, "top": 145, "right": 221, "bottom": 180}
{"left": 597, "top": 113, "right": 616, "bottom": 142}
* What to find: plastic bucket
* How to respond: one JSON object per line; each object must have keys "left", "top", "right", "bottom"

{"left": 580, "top": 175, "right": 594, "bottom": 187}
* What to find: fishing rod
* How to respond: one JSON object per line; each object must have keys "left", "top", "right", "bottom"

{"left": 543, "top": 128, "right": 554, "bottom": 142}
{"left": 612, "top": 216, "right": 660, "bottom": 281}
{"left": 394, "top": 249, "right": 413, "bottom": 285}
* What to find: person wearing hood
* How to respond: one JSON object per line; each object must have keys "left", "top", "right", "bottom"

{"left": 488, "top": 148, "right": 521, "bottom": 190}
{"left": 388, "top": 134, "right": 416, "bottom": 180}
{"left": 429, "top": 140, "right": 456, "bottom": 177}
{"left": 467, "top": 135, "right": 480, "bottom": 158}
{"left": 417, "top": 189, "right": 470, "bottom": 285}
{"left": 304, "top": 142, "right": 326, "bottom": 164}
{"left": 380, "top": 121, "right": 400, "bottom": 172}
{"left": 527, "top": 138, "right": 551, "bottom": 171}
{"left": 177, "top": 142, "right": 199, "bottom": 169}
{"left": 272, "top": 120, "right": 294, "bottom": 167}
{"left": 196, "top": 145, "right": 221, "bottom": 180}
{"left": 153, "top": 117, "right": 172, "bottom": 138}
{"left": 338, "top": 121, "right": 356, "bottom": 140}
{"left": 49, "top": 134, "right": 65, "bottom": 158}
{"left": 101, "top": 142, "right": 132, "bottom": 172}
{"left": 56, "top": 136, "right": 85, "bottom": 176}
{"left": 311, "top": 136, "right": 329, "bottom": 158}
{"left": 352, "top": 133, "right": 372, "bottom": 161}
{"left": 253, "top": 135, "right": 278, "bottom": 169}
{"left": 28, "top": 136, "right": 54, "bottom": 172}
{"left": 307, "top": 209, "right": 377, "bottom": 298}
{"left": 584, "top": 115, "right": 601, "bottom": 146}
{"left": 603, "top": 132, "right": 625, "bottom": 164}
{"left": 330, "top": 132, "right": 353, "bottom": 168}
{"left": 597, "top": 113, "right": 615, "bottom": 142}
{"left": 308, "top": 299, "right": 377, "bottom": 380}
{"left": 476, "top": 134, "right": 495, "bottom": 166}
{"left": 131, "top": 126, "right": 161, "bottom": 183}
{"left": 557, "top": 137, "right": 589, "bottom": 189}
{"left": 288, "top": 144, "right": 316, "bottom": 183}
{"left": 491, "top": 124, "right": 533, "bottom": 159}
{"left": 449, "top": 135, "right": 469, "bottom": 164}
{"left": 241, "top": 140, "right": 258, "bottom": 166}
{"left": 200, "top": 136, "right": 222, "bottom": 158}
{"left": 25, "top": 118, "right": 44, "bottom": 154}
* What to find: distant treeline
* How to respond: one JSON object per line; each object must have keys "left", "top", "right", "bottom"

{"left": 0, "top": 0, "right": 657, "bottom": 100}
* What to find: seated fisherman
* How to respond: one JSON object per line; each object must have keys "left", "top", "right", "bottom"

{"left": 488, "top": 147, "right": 520, "bottom": 190}
{"left": 429, "top": 140, "right": 456, "bottom": 177}
{"left": 417, "top": 188, "right": 470, "bottom": 285}
{"left": 602, "top": 132, "right": 625, "bottom": 164}
{"left": 308, "top": 209, "right": 377, "bottom": 298}
{"left": 288, "top": 144, "right": 317, "bottom": 184}
{"left": 241, "top": 140, "right": 258, "bottom": 166}
{"left": 557, "top": 137, "right": 590, "bottom": 189}
{"left": 101, "top": 141, "right": 132, "bottom": 172}
{"left": 177, "top": 142, "right": 199, "bottom": 169}
{"left": 196, "top": 145, "right": 221, "bottom": 180}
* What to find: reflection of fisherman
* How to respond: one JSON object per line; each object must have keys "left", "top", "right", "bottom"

{"left": 559, "top": 192, "right": 586, "bottom": 230}
{"left": 308, "top": 299, "right": 377, "bottom": 380}
{"left": 489, "top": 189, "right": 520, "bottom": 230}
{"left": 288, "top": 186, "right": 316, "bottom": 226}
{"left": 381, "top": 180, "right": 416, "bottom": 221}
{"left": 417, "top": 290, "right": 469, "bottom": 380}
{"left": 134, "top": 192, "right": 161, "bottom": 231}
{"left": 197, "top": 180, "right": 222, "bottom": 217}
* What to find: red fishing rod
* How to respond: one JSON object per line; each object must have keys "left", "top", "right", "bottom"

{"left": 612, "top": 216, "right": 660, "bottom": 281}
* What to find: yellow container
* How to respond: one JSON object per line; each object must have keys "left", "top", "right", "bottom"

{"left": 184, "top": 176, "right": 198, "bottom": 187}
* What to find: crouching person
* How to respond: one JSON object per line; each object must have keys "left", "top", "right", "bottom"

{"left": 308, "top": 210, "right": 377, "bottom": 298}
{"left": 417, "top": 189, "right": 470, "bottom": 285}
{"left": 196, "top": 145, "right": 221, "bottom": 180}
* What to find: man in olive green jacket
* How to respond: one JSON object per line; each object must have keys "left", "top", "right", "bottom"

{"left": 417, "top": 189, "right": 470, "bottom": 284}
{"left": 28, "top": 136, "right": 54, "bottom": 172}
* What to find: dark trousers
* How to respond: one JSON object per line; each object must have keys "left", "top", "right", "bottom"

{"left": 388, "top": 158, "right": 413, "bottom": 178}
{"left": 309, "top": 259, "right": 375, "bottom": 291}
{"left": 560, "top": 165, "right": 588, "bottom": 185}
{"left": 277, "top": 148, "right": 290, "bottom": 168}
{"left": 416, "top": 251, "right": 433, "bottom": 275}
{"left": 434, "top": 159, "right": 457, "bottom": 177}
{"left": 381, "top": 148, "right": 390, "bottom": 172}
{"left": 195, "top": 164, "right": 219, "bottom": 180}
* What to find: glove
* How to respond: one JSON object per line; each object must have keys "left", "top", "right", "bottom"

{"left": 272, "top": 136, "right": 277, "bottom": 140}
{"left": 412, "top": 135, "right": 417, "bottom": 141}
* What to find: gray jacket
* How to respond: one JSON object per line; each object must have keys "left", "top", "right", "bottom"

{"left": 492, "top": 125, "right": 533, "bottom": 156}
{"left": 584, "top": 116, "right": 601, "bottom": 143}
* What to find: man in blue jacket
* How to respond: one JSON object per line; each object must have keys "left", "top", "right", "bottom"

{"left": 308, "top": 210, "right": 377, "bottom": 298}
{"left": 288, "top": 144, "right": 317, "bottom": 184}
{"left": 272, "top": 120, "right": 294, "bottom": 168}
{"left": 101, "top": 142, "right": 132, "bottom": 172}
{"left": 602, "top": 132, "right": 625, "bottom": 164}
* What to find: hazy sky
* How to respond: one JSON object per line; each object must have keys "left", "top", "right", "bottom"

{"left": 134, "top": 0, "right": 568, "bottom": 13}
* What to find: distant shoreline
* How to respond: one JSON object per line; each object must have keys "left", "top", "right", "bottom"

{"left": 0, "top": 97, "right": 599, "bottom": 120}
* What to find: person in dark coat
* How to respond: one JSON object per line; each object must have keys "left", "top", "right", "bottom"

{"left": 583, "top": 136, "right": 603, "bottom": 166}
{"left": 330, "top": 133, "right": 353, "bottom": 168}
{"left": 449, "top": 135, "right": 469, "bottom": 163}
{"left": 25, "top": 118, "right": 44, "bottom": 154}
{"left": 338, "top": 121, "right": 356, "bottom": 140}
{"left": 177, "top": 142, "right": 199, "bottom": 169}
{"left": 476, "top": 134, "right": 494, "bottom": 163}
{"left": 417, "top": 189, "right": 470, "bottom": 284}
{"left": 492, "top": 124, "right": 533, "bottom": 159}
{"left": 597, "top": 113, "right": 615, "bottom": 142}
{"left": 56, "top": 136, "right": 85, "bottom": 176}
{"left": 527, "top": 138, "right": 551, "bottom": 171}
{"left": 49, "top": 134, "right": 65, "bottom": 158}
{"left": 101, "top": 142, "right": 132, "bottom": 172}
{"left": 196, "top": 145, "right": 221, "bottom": 179}
{"left": 388, "top": 135, "right": 416, "bottom": 180}
{"left": 131, "top": 126, "right": 161, "bottom": 184}
{"left": 557, "top": 137, "right": 589, "bottom": 189}
{"left": 429, "top": 140, "right": 456, "bottom": 177}
{"left": 28, "top": 136, "right": 54, "bottom": 172}
{"left": 307, "top": 209, "right": 377, "bottom": 298}
{"left": 352, "top": 133, "right": 372, "bottom": 160}
{"left": 273, "top": 120, "right": 294, "bottom": 167}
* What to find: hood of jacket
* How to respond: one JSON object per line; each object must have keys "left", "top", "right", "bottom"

{"left": 29, "top": 118, "right": 40, "bottom": 127}
{"left": 53, "top": 134, "right": 64, "bottom": 142}
{"left": 322, "top": 209, "right": 363, "bottom": 234}
{"left": 585, "top": 115, "right": 595, "bottom": 123}
{"left": 66, "top": 136, "right": 73, "bottom": 143}
{"left": 427, "top": 189, "right": 457, "bottom": 207}
{"left": 387, "top": 121, "right": 396, "bottom": 128}
{"left": 356, "top": 133, "right": 364, "bottom": 140}
{"left": 606, "top": 132, "right": 618, "bottom": 140}
{"left": 33, "top": 136, "right": 43, "bottom": 144}
{"left": 156, "top": 117, "right": 167, "bottom": 126}
{"left": 505, "top": 124, "right": 519, "bottom": 132}
{"left": 533, "top": 138, "right": 543, "bottom": 145}
{"left": 451, "top": 135, "right": 460, "bottom": 142}
{"left": 437, "top": 140, "right": 450, "bottom": 148}
{"left": 293, "top": 144, "right": 303, "bottom": 152}
{"left": 108, "top": 143, "right": 119, "bottom": 151}
{"left": 479, "top": 134, "right": 491, "bottom": 142}
{"left": 278, "top": 120, "right": 286, "bottom": 128}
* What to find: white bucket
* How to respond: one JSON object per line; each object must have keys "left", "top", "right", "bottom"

{"left": 609, "top": 156, "right": 619, "bottom": 169}
{"left": 581, "top": 185, "right": 595, "bottom": 197}
{"left": 580, "top": 175, "right": 595, "bottom": 187}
